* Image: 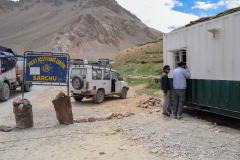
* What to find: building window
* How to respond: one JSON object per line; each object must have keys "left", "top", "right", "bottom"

{"left": 208, "top": 28, "right": 220, "bottom": 39}
{"left": 213, "top": 30, "right": 220, "bottom": 39}
{"left": 173, "top": 50, "right": 186, "bottom": 69}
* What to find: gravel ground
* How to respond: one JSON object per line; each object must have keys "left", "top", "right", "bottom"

{"left": 0, "top": 86, "right": 240, "bottom": 160}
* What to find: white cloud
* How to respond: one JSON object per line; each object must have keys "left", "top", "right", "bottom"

{"left": 192, "top": 1, "right": 224, "bottom": 10}
{"left": 116, "top": 0, "right": 199, "bottom": 33}
{"left": 225, "top": 0, "right": 240, "bottom": 8}
{"left": 192, "top": 0, "right": 240, "bottom": 10}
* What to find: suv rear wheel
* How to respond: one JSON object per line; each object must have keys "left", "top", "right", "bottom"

{"left": 93, "top": 90, "right": 104, "bottom": 104}
{"left": 73, "top": 96, "right": 83, "bottom": 102}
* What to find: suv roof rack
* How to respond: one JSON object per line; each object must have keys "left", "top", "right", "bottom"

{"left": 73, "top": 60, "right": 111, "bottom": 68}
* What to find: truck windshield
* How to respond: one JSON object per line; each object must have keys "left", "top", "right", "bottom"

{"left": 71, "top": 68, "right": 87, "bottom": 79}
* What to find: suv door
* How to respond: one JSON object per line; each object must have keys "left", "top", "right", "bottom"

{"left": 111, "top": 72, "right": 121, "bottom": 93}
{"left": 92, "top": 69, "right": 103, "bottom": 90}
{"left": 102, "top": 70, "right": 111, "bottom": 94}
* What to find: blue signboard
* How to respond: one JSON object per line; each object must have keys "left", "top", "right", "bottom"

{"left": 25, "top": 56, "right": 68, "bottom": 83}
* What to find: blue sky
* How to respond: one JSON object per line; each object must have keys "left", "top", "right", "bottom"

{"left": 116, "top": 0, "right": 240, "bottom": 32}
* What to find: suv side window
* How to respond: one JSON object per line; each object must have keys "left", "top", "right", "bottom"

{"left": 103, "top": 70, "right": 110, "bottom": 80}
{"left": 92, "top": 69, "right": 102, "bottom": 80}
{"left": 111, "top": 72, "right": 118, "bottom": 81}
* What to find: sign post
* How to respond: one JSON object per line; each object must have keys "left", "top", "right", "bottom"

{"left": 23, "top": 51, "right": 70, "bottom": 99}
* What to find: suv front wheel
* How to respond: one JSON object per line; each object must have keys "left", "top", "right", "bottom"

{"left": 120, "top": 87, "right": 127, "bottom": 99}
{"left": 93, "top": 90, "right": 105, "bottom": 104}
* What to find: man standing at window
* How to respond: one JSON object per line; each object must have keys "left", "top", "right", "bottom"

{"left": 173, "top": 62, "right": 191, "bottom": 119}
{"left": 161, "top": 65, "right": 171, "bottom": 116}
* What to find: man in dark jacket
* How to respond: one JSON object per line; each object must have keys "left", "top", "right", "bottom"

{"left": 161, "top": 65, "right": 171, "bottom": 116}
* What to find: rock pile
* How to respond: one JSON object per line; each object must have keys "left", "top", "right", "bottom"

{"left": 13, "top": 97, "right": 33, "bottom": 129}
{"left": 74, "top": 111, "right": 135, "bottom": 123}
{"left": 137, "top": 97, "right": 161, "bottom": 109}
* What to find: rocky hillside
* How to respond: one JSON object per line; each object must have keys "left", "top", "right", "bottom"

{"left": 0, "top": 0, "right": 162, "bottom": 59}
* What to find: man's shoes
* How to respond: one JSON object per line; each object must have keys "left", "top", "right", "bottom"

{"left": 167, "top": 109, "right": 172, "bottom": 114}
{"left": 177, "top": 116, "right": 182, "bottom": 119}
{"left": 162, "top": 112, "right": 170, "bottom": 117}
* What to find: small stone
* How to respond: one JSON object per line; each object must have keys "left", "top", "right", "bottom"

{"left": 76, "top": 118, "right": 88, "bottom": 123}
{"left": 114, "top": 113, "right": 122, "bottom": 117}
{"left": 99, "top": 150, "right": 105, "bottom": 155}
{"left": 116, "top": 128, "right": 121, "bottom": 132}
{"left": 119, "top": 146, "right": 127, "bottom": 150}
{"left": 149, "top": 102, "right": 154, "bottom": 106}
{"left": 171, "top": 153, "right": 179, "bottom": 158}
{"left": 18, "top": 104, "right": 24, "bottom": 110}
{"left": 155, "top": 109, "right": 160, "bottom": 112}
{"left": 123, "top": 112, "right": 133, "bottom": 117}
{"left": 22, "top": 99, "right": 30, "bottom": 106}
{"left": 110, "top": 131, "right": 116, "bottom": 135}
{"left": 13, "top": 97, "right": 22, "bottom": 104}
{"left": 117, "top": 115, "right": 123, "bottom": 119}
{"left": 95, "top": 116, "right": 103, "bottom": 121}
{"left": 88, "top": 117, "right": 96, "bottom": 122}
{"left": 132, "top": 137, "right": 139, "bottom": 140}
{"left": 151, "top": 148, "right": 158, "bottom": 153}
{"left": 104, "top": 112, "right": 115, "bottom": 120}
{"left": 0, "top": 125, "right": 12, "bottom": 132}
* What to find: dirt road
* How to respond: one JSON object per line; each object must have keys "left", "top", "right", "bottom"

{"left": 0, "top": 85, "right": 240, "bottom": 160}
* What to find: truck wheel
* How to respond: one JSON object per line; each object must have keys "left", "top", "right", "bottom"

{"left": 73, "top": 96, "right": 83, "bottom": 102}
{"left": 0, "top": 83, "right": 10, "bottom": 101}
{"left": 24, "top": 85, "right": 32, "bottom": 92}
{"left": 120, "top": 87, "right": 127, "bottom": 99}
{"left": 93, "top": 90, "right": 104, "bottom": 104}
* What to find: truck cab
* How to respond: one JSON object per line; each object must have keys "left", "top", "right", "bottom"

{"left": 0, "top": 46, "right": 32, "bottom": 101}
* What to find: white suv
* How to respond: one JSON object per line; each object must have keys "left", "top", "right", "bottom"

{"left": 69, "top": 63, "right": 129, "bottom": 103}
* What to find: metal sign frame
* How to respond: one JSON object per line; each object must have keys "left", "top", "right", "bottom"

{"left": 22, "top": 51, "right": 70, "bottom": 99}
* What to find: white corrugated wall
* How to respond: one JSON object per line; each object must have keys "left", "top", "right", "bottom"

{"left": 164, "top": 11, "right": 240, "bottom": 81}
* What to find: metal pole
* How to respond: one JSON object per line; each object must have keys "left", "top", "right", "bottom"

{"left": 22, "top": 51, "right": 27, "bottom": 100}
{"left": 67, "top": 54, "right": 70, "bottom": 96}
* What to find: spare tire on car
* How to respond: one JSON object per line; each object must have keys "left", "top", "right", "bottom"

{"left": 72, "top": 75, "right": 84, "bottom": 90}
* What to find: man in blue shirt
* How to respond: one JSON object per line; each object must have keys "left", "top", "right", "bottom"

{"left": 173, "top": 62, "right": 191, "bottom": 119}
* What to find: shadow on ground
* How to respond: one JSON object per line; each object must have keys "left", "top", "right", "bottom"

{"left": 184, "top": 107, "right": 240, "bottom": 130}
{"left": 71, "top": 96, "right": 124, "bottom": 106}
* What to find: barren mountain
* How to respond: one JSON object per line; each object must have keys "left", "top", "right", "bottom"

{"left": 0, "top": 0, "right": 162, "bottom": 59}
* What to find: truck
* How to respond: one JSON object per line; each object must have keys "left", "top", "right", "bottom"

{"left": 0, "top": 46, "right": 32, "bottom": 101}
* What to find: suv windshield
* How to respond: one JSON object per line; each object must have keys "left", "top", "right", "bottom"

{"left": 71, "top": 68, "right": 87, "bottom": 79}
